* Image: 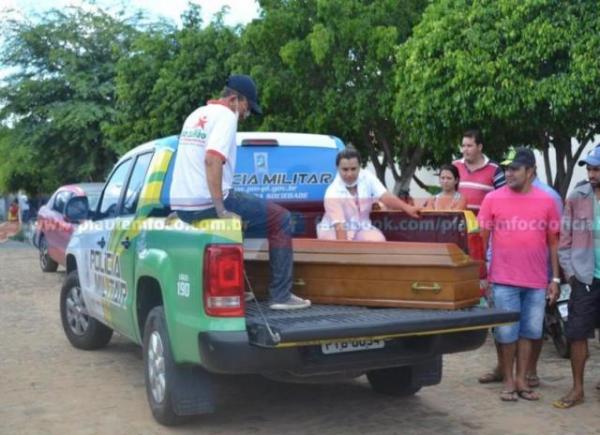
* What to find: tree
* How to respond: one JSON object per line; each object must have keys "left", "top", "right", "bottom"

{"left": 106, "top": 5, "right": 241, "bottom": 154}
{"left": 0, "top": 6, "right": 139, "bottom": 195}
{"left": 395, "top": 0, "right": 600, "bottom": 198}
{"left": 230, "top": 0, "right": 428, "bottom": 193}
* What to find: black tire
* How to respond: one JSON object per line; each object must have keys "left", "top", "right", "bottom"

{"left": 143, "top": 306, "right": 215, "bottom": 426}
{"left": 367, "top": 366, "right": 422, "bottom": 396}
{"left": 39, "top": 235, "right": 58, "bottom": 272}
{"left": 60, "top": 270, "right": 113, "bottom": 350}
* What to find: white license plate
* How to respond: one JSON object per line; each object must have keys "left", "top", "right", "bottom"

{"left": 321, "top": 339, "right": 385, "bottom": 355}
{"left": 558, "top": 303, "right": 569, "bottom": 319}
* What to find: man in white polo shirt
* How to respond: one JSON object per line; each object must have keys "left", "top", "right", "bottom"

{"left": 169, "top": 75, "right": 310, "bottom": 310}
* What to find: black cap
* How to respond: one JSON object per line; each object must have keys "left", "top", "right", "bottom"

{"left": 502, "top": 146, "right": 536, "bottom": 169}
{"left": 226, "top": 74, "right": 262, "bottom": 115}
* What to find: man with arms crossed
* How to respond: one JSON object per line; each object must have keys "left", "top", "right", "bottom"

{"left": 453, "top": 129, "right": 506, "bottom": 214}
{"left": 478, "top": 147, "right": 560, "bottom": 401}
{"left": 169, "top": 74, "right": 310, "bottom": 310}
{"left": 553, "top": 146, "right": 600, "bottom": 408}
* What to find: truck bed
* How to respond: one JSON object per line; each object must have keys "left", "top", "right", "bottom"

{"left": 245, "top": 302, "right": 518, "bottom": 347}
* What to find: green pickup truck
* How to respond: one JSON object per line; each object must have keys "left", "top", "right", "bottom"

{"left": 60, "top": 133, "right": 518, "bottom": 426}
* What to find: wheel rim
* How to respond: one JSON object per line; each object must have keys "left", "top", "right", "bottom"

{"left": 148, "top": 331, "right": 166, "bottom": 404}
{"left": 65, "top": 284, "right": 89, "bottom": 336}
{"left": 39, "top": 239, "right": 48, "bottom": 269}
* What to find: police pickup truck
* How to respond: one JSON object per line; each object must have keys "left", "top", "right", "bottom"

{"left": 60, "top": 132, "right": 518, "bottom": 426}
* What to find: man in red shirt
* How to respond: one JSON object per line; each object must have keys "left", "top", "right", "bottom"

{"left": 454, "top": 130, "right": 507, "bottom": 384}
{"left": 453, "top": 129, "right": 506, "bottom": 214}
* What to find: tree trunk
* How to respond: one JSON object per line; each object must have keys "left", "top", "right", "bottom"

{"left": 392, "top": 146, "right": 424, "bottom": 196}
{"left": 364, "top": 132, "right": 388, "bottom": 186}
{"left": 367, "top": 132, "right": 424, "bottom": 197}
{"left": 552, "top": 132, "right": 588, "bottom": 199}
{"left": 539, "top": 131, "right": 553, "bottom": 186}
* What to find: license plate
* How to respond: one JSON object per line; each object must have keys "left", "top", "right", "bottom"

{"left": 558, "top": 303, "right": 569, "bottom": 319}
{"left": 321, "top": 339, "right": 385, "bottom": 354}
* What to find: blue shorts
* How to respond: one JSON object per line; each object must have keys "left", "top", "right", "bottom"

{"left": 492, "top": 284, "right": 546, "bottom": 343}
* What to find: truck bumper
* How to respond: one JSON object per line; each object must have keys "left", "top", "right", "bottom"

{"left": 198, "top": 328, "right": 487, "bottom": 376}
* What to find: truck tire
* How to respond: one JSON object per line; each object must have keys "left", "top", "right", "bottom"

{"left": 60, "top": 270, "right": 113, "bottom": 350}
{"left": 39, "top": 235, "right": 58, "bottom": 272}
{"left": 367, "top": 366, "right": 422, "bottom": 396}
{"left": 143, "top": 306, "right": 215, "bottom": 426}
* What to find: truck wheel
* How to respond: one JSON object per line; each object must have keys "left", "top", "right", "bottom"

{"left": 143, "top": 306, "right": 215, "bottom": 426}
{"left": 367, "top": 366, "right": 422, "bottom": 396}
{"left": 60, "top": 270, "right": 113, "bottom": 349}
{"left": 39, "top": 235, "right": 58, "bottom": 272}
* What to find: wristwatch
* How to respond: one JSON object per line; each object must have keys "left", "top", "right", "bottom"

{"left": 551, "top": 277, "right": 561, "bottom": 284}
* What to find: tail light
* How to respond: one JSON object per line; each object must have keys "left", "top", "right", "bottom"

{"left": 203, "top": 244, "right": 244, "bottom": 317}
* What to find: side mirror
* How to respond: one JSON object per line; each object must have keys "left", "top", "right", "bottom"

{"left": 64, "top": 196, "right": 90, "bottom": 224}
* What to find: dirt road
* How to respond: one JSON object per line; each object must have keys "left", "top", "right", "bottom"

{"left": 1, "top": 241, "right": 599, "bottom": 434}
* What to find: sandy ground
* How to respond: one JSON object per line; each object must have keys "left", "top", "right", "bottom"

{"left": 1, "top": 241, "right": 599, "bottom": 435}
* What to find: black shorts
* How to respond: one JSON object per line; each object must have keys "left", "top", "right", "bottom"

{"left": 565, "top": 277, "right": 600, "bottom": 341}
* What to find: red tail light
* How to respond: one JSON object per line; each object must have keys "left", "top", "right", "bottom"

{"left": 203, "top": 245, "right": 244, "bottom": 317}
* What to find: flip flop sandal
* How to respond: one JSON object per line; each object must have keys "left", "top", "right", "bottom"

{"left": 500, "top": 390, "right": 518, "bottom": 402}
{"left": 526, "top": 374, "right": 540, "bottom": 388}
{"left": 478, "top": 371, "right": 503, "bottom": 384}
{"left": 517, "top": 389, "right": 540, "bottom": 401}
{"left": 553, "top": 397, "right": 584, "bottom": 409}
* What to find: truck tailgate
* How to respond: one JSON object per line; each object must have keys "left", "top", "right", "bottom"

{"left": 246, "top": 303, "right": 518, "bottom": 347}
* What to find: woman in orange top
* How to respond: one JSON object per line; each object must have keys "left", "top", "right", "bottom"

{"left": 424, "top": 164, "right": 467, "bottom": 211}
{"left": 8, "top": 200, "right": 19, "bottom": 222}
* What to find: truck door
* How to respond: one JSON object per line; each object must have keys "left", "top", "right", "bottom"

{"left": 82, "top": 158, "right": 133, "bottom": 333}
{"left": 110, "top": 152, "right": 153, "bottom": 341}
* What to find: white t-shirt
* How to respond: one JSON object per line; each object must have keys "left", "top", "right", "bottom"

{"left": 170, "top": 102, "right": 238, "bottom": 211}
{"left": 18, "top": 194, "right": 29, "bottom": 212}
{"left": 319, "top": 170, "right": 387, "bottom": 232}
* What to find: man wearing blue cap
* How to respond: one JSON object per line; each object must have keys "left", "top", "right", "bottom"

{"left": 169, "top": 74, "right": 311, "bottom": 310}
{"left": 554, "top": 145, "right": 600, "bottom": 408}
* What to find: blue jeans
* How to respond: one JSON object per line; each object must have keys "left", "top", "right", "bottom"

{"left": 176, "top": 191, "right": 293, "bottom": 303}
{"left": 492, "top": 284, "right": 546, "bottom": 343}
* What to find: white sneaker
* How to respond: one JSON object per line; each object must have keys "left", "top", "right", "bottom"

{"left": 269, "top": 294, "right": 311, "bottom": 310}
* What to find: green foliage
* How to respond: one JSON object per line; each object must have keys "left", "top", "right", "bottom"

{"left": 395, "top": 0, "right": 600, "bottom": 194}
{"left": 106, "top": 4, "right": 240, "bottom": 154}
{"left": 230, "top": 0, "right": 428, "bottom": 190}
{"left": 0, "top": 6, "right": 139, "bottom": 194}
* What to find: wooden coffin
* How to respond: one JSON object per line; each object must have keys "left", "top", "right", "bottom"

{"left": 243, "top": 238, "right": 481, "bottom": 310}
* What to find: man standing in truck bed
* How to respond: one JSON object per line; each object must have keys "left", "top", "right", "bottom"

{"left": 169, "top": 74, "right": 310, "bottom": 310}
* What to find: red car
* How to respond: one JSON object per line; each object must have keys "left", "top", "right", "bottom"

{"left": 34, "top": 183, "right": 102, "bottom": 272}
